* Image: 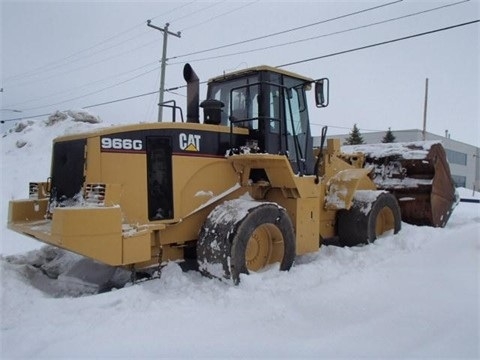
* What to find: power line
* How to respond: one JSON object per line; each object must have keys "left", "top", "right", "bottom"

{"left": 5, "top": 61, "right": 160, "bottom": 109}
{"left": 3, "top": 25, "right": 144, "bottom": 83}
{"left": 21, "top": 66, "right": 161, "bottom": 112}
{"left": 4, "top": 26, "right": 148, "bottom": 83}
{"left": 165, "top": 89, "right": 186, "bottom": 97}
{"left": 44, "top": 0, "right": 467, "bottom": 111}
{"left": 277, "top": 19, "right": 479, "bottom": 68}
{"left": 1, "top": 112, "right": 51, "bottom": 123}
{"left": 2, "top": 2, "right": 260, "bottom": 94}
{"left": 4, "top": 32, "right": 151, "bottom": 87}
{"left": 2, "top": 89, "right": 163, "bottom": 122}
{"left": 6, "top": 33, "right": 151, "bottom": 87}
{"left": 3, "top": 1, "right": 259, "bottom": 89}
{"left": 83, "top": 90, "right": 159, "bottom": 110}
{"left": 5, "top": 1, "right": 216, "bottom": 89}
{"left": 169, "top": 0, "right": 470, "bottom": 65}
{"left": 2, "top": 19, "right": 477, "bottom": 123}
{"left": 84, "top": 82, "right": 207, "bottom": 110}
{"left": 6, "top": 0, "right": 459, "bottom": 112}
{"left": 3, "top": 1, "right": 399, "bottom": 95}
{"left": 5, "top": 61, "right": 159, "bottom": 108}
{"left": 1, "top": 0, "right": 406, "bottom": 110}
{"left": 169, "top": 0, "right": 403, "bottom": 60}
{"left": 169, "top": 0, "right": 227, "bottom": 24}
{"left": 179, "top": 0, "right": 260, "bottom": 32}
{"left": 6, "top": 37, "right": 162, "bottom": 89}
{"left": 3, "top": 2, "right": 196, "bottom": 82}
{"left": 149, "top": 1, "right": 197, "bottom": 22}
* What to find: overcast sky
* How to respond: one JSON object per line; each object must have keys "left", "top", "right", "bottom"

{"left": 1, "top": 0, "right": 479, "bottom": 145}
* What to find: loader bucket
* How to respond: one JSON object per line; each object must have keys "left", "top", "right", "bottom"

{"left": 343, "top": 142, "right": 457, "bottom": 227}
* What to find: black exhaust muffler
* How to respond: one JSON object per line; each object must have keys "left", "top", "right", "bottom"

{"left": 183, "top": 63, "right": 199, "bottom": 123}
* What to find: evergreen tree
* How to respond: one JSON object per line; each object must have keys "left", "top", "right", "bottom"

{"left": 344, "top": 123, "right": 364, "bottom": 145}
{"left": 382, "top": 127, "right": 396, "bottom": 143}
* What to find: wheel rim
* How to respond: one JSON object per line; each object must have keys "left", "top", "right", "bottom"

{"left": 245, "top": 224, "right": 281, "bottom": 271}
{"left": 375, "top": 206, "right": 395, "bottom": 237}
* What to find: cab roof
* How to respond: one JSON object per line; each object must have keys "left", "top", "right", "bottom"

{"left": 208, "top": 65, "right": 314, "bottom": 84}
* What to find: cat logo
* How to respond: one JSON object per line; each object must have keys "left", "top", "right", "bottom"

{"left": 179, "top": 133, "right": 201, "bottom": 152}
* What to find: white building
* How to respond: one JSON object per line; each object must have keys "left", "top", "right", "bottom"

{"left": 315, "top": 129, "right": 480, "bottom": 190}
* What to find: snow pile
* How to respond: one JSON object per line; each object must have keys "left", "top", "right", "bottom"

{"left": 2, "top": 109, "right": 104, "bottom": 153}
{"left": 45, "top": 109, "right": 101, "bottom": 126}
{"left": 1, "top": 246, "right": 97, "bottom": 297}
{"left": 1, "top": 204, "right": 479, "bottom": 358}
{"left": 1, "top": 117, "right": 479, "bottom": 358}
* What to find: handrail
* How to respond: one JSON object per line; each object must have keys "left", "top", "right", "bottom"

{"left": 159, "top": 100, "right": 184, "bottom": 123}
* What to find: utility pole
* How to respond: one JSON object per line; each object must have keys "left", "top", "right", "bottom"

{"left": 147, "top": 20, "right": 181, "bottom": 122}
{"left": 422, "top": 77, "right": 429, "bottom": 141}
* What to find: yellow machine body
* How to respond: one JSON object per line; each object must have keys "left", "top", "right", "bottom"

{"left": 8, "top": 124, "right": 369, "bottom": 269}
{"left": 7, "top": 65, "right": 455, "bottom": 276}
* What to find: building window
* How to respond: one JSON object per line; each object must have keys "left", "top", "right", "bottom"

{"left": 451, "top": 174, "right": 466, "bottom": 188}
{"left": 446, "top": 149, "right": 467, "bottom": 166}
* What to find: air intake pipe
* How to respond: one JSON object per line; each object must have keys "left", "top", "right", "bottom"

{"left": 183, "top": 63, "right": 199, "bottom": 123}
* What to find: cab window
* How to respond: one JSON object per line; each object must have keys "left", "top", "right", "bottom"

{"left": 208, "top": 75, "right": 258, "bottom": 126}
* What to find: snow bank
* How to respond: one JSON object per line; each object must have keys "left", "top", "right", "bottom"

{"left": 45, "top": 109, "right": 101, "bottom": 126}
{"left": 1, "top": 202, "right": 478, "bottom": 358}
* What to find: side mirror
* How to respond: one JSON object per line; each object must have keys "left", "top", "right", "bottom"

{"left": 315, "top": 78, "right": 329, "bottom": 108}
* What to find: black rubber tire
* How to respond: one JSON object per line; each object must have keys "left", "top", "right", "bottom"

{"left": 230, "top": 203, "right": 296, "bottom": 285}
{"left": 337, "top": 192, "right": 401, "bottom": 247}
{"left": 197, "top": 201, "right": 296, "bottom": 285}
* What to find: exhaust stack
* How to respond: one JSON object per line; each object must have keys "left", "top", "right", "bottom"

{"left": 183, "top": 63, "right": 199, "bottom": 123}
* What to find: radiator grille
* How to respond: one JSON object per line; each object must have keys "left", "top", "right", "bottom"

{"left": 84, "top": 184, "right": 106, "bottom": 206}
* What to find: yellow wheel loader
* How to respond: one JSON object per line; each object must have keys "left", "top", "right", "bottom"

{"left": 7, "top": 64, "right": 457, "bottom": 287}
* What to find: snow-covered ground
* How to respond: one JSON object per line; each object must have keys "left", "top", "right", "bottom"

{"left": 1, "top": 115, "right": 479, "bottom": 358}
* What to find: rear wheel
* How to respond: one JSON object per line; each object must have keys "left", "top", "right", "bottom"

{"left": 337, "top": 192, "right": 401, "bottom": 247}
{"left": 197, "top": 200, "right": 296, "bottom": 285}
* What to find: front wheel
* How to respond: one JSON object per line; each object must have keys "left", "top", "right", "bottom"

{"left": 337, "top": 192, "right": 401, "bottom": 247}
{"left": 197, "top": 200, "right": 296, "bottom": 285}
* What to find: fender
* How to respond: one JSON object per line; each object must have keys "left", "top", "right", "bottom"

{"left": 325, "top": 167, "right": 375, "bottom": 210}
